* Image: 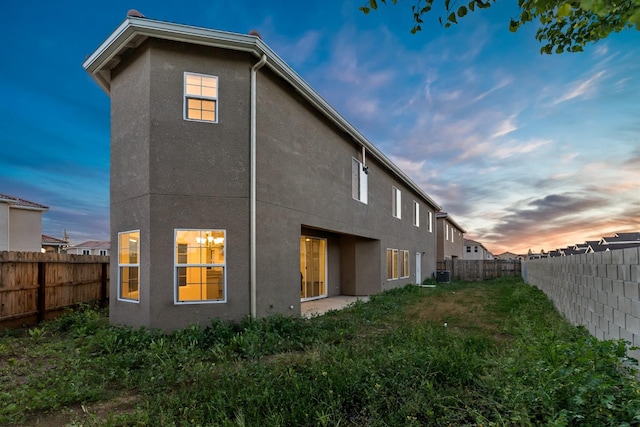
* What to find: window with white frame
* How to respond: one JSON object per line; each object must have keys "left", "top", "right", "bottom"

{"left": 392, "top": 187, "right": 401, "bottom": 219}
{"left": 99, "top": 250, "right": 107, "bottom": 256}
{"left": 351, "top": 157, "right": 368, "bottom": 203}
{"left": 82, "top": 249, "right": 91, "bottom": 255}
{"left": 184, "top": 72, "right": 218, "bottom": 123}
{"left": 428, "top": 211, "right": 433, "bottom": 232}
{"left": 175, "top": 229, "right": 226, "bottom": 303}
{"left": 412, "top": 201, "right": 420, "bottom": 227}
{"left": 118, "top": 230, "right": 139, "bottom": 302}
{"left": 387, "top": 248, "right": 398, "bottom": 280}
{"left": 399, "top": 250, "right": 410, "bottom": 278}
{"left": 452, "top": 230, "right": 454, "bottom": 243}
{"left": 446, "top": 223, "right": 449, "bottom": 240}
{"left": 466, "top": 246, "right": 471, "bottom": 253}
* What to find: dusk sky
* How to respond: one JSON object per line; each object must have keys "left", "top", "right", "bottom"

{"left": 1, "top": 1, "right": 638, "bottom": 254}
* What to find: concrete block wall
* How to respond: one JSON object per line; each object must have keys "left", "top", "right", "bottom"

{"left": 522, "top": 247, "right": 640, "bottom": 362}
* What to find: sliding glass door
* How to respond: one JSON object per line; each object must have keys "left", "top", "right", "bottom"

{"left": 300, "top": 236, "right": 327, "bottom": 301}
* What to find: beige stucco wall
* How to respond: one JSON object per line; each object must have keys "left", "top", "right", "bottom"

{"left": 0, "top": 204, "right": 8, "bottom": 251}
{"left": 8, "top": 208, "right": 43, "bottom": 252}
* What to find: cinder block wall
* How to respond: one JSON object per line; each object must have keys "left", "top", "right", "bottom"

{"left": 522, "top": 247, "right": 640, "bottom": 361}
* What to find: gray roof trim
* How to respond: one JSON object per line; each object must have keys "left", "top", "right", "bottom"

{"left": 83, "top": 17, "right": 442, "bottom": 211}
{"left": 0, "top": 194, "right": 49, "bottom": 211}
{"left": 436, "top": 212, "right": 466, "bottom": 233}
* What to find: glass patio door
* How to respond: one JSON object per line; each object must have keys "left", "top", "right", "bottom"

{"left": 300, "top": 237, "right": 327, "bottom": 301}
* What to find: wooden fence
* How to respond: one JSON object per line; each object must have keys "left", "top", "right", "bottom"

{"left": 437, "top": 259, "right": 521, "bottom": 282}
{"left": 0, "top": 251, "right": 109, "bottom": 327}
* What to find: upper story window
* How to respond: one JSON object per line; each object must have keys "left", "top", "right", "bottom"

{"left": 352, "top": 158, "right": 368, "bottom": 204}
{"left": 82, "top": 249, "right": 91, "bottom": 255}
{"left": 428, "top": 211, "right": 433, "bottom": 232}
{"left": 412, "top": 201, "right": 419, "bottom": 227}
{"left": 392, "top": 187, "right": 401, "bottom": 219}
{"left": 118, "top": 230, "right": 140, "bottom": 302}
{"left": 466, "top": 246, "right": 471, "bottom": 253}
{"left": 184, "top": 72, "right": 218, "bottom": 123}
{"left": 446, "top": 223, "right": 449, "bottom": 240}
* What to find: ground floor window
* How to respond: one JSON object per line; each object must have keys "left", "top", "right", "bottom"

{"left": 388, "top": 248, "right": 410, "bottom": 280}
{"left": 387, "top": 248, "right": 398, "bottom": 280}
{"left": 175, "top": 229, "right": 226, "bottom": 303}
{"left": 118, "top": 230, "right": 139, "bottom": 302}
{"left": 300, "top": 236, "right": 327, "bottom": 301}
{"left": 400, "top": 250, "right": 410, "bottom": 278}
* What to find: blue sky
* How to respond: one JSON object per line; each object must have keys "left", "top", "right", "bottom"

{"left": 1, "top": 1, "right": 638, "bottom": 254}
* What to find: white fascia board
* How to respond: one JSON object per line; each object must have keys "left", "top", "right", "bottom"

{"left": 83, "top": 17, "right": 441, "bottom": 211}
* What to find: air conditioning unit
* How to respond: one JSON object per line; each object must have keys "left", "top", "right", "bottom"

{"left": 436, "top": 271, "right": 451, "bottom": 283}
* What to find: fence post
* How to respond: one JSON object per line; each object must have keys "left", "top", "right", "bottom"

{"left": 37, "top": 261, "right": 46, "bottom": 323}
{"left": 100, "top": 262, "right": 108, "bottom": 308}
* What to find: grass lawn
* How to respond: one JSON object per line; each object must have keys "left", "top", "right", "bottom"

{"left": 1, "top": 276, "right": 639, "bottom": 426}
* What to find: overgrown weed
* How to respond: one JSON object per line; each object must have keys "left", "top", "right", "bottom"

{"left": 1, "top": 276, "right": 638, "bottom": 426}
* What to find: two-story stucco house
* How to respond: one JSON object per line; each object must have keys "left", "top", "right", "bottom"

{"left": 464, "top": 238, "right": 494, "bottom": 260}
{"left": 83, "top": 14, "right": 441, "bottom": 331}
{"left": 435, "top": 212, "right": 465, "bottom": 261}
{"left": 0, "top": 194, "right": 49, "bottom": 252}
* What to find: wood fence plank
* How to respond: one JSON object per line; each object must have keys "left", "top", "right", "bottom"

{"left": 0, "top": 252, "right": 110, "bottom": 327}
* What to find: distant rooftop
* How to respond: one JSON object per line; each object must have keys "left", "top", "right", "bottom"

{"left": 0, "top": 193, "right": 49, "bottom": 211}
{"left": 69, "top": 241, "right": 110, "bottom": 249}
{"left": 42, "top": 234, "right": 69, "bottom": 245}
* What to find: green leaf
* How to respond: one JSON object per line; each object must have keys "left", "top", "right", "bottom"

{"left": 509, "top": 19, "right": 520, "bottom": 31}
{"left": 448, "top": 12, "right": 458, "bottom": 23}
{"left": 359, "top": 6, "right": 371, "bottom": 14}
{"left": 557, "top": 3, "right": 572, "bottom": 17}
{"left": 445, "top": 0, "right": 451, "bottom": 11}
{"left": 458, "top": 5, "right": 468, "bottom": 17}
{"left": 369, "top": 0, "right": 378, "bottom": 10}
{"left": 469, "top": 1, "right": 476, "bottom": 11}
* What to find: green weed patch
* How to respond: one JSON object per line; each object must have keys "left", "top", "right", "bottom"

{"left": 1, "top": 277, "right": 638, "bottom": 426}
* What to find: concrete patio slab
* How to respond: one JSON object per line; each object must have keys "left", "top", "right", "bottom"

{"left": 301, "top": 295, "right": 370, "bottom": 318}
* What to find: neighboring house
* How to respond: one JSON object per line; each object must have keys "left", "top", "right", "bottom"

{"left": 435, "top": 212, "right": 465, "bottom": 261}
{"left": 0, "top": 193, "right": 49, "bottom": 252}
{"left": 42, "top": 234, "right": 70, "bottom": 253}
{"left": 66, "top": 241, "right": 110, "bottom": 256}
{"left": 600, "top": 232, "right": 640, "bottom": 246}
{"left": 495, "top": 252, "right": 523, "bottom": 260}
{"left": 464, "top": 239, "right": 494, "bottom": 260}
{"left": 83, "top": 14, "right": 442, "bottom": 331}
{"left": 554, "top": 235, "right": 640, "bottom": 256}
{"left": 526, "top": 249, "right": 548, "bottom": 259}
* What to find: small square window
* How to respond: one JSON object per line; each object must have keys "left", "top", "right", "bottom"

{"left": 184, "top": 73, "right": 218, "bottom": 123}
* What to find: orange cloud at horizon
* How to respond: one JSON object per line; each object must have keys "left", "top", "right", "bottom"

{"left": 474, "top": 222, "right": 640, "bottom": 256}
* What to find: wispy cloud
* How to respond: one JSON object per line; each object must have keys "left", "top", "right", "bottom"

{"left": 492, "top": 138, "right": 551, "bottom": 159}
{"left": 490, "top": 114, "right": 519, "bottom": 139}
{"left": 551, "top": 70, "right": 606, "bottom": 105}
{"left": 472, "top": 77, "right": 512, "bottom": 104}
